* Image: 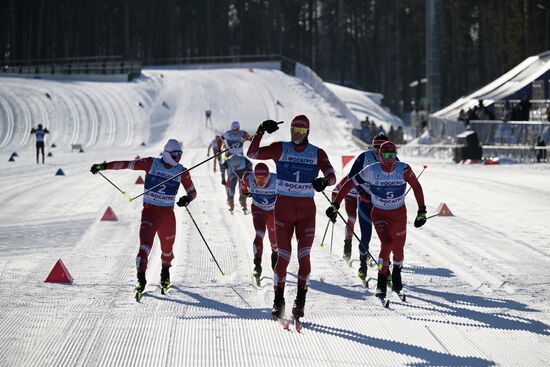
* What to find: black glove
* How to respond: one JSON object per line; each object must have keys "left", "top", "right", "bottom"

{"left": 242, "top": 191, "right": 252, "bottom": 198}
{"left": 325, "top": 203, "right": 340, "bottom": 223}
{"left": 258, "top": 119, "right": 280, "bottom": 134}
{"left": 312, "top": 177, "right": 328, "bottom": 192}
{"left": 90, "top": 163, "right": 106, "bottom": 174}
{"left": 414, "top": 208, "right": 427, "bottom": 228}
{"left": 177, "top": 196, "right": 191, "bottom": 207}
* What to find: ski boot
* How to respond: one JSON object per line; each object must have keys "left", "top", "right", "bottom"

{"left": 392, "top": 265, "right": 406, "bottom": 301}
{"left": 239, "top": 196, "right": 248, "bottom": 214}
{"left": 375, "top": 273, "right": 389, "bottom": 307}
{"left": 292, "top": 285, "right": 308, "bottom": 332}
{"left": 358, "top": 258, "right": 368, "bottom": 286}
{"left": 271, "top": 287, "right": 288, "bottom": 327}
{"left": 252, "top": 257, "right": 262, "bottom": 286}
{"left": 227, "top": 198, "right": 235, "bottom": 213}
{"left": 343, "top": 239, "right": 352, "bottom": 262}
{"left": 271, "top": 251, "right": 278, "bottom": 270}
{"left": 160, "top": 266, "right": 171, "bottom": 295}
{"left": 135, "top": 271, "right": 147, "bottom": 301}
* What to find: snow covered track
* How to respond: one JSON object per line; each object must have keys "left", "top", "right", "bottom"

{"left": 1, "top": 70, "right": 550, "bottom": 366}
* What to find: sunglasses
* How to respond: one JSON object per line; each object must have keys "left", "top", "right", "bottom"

{"left": 255, "top": 177, "right": 268, "bottom": 186}
{"left": 170, "top": 151, "right": 183, "bottom": 157}
{"left": 381, "top": 152, "right": 397, "bottom": 159}
{"left": 291, "top": 127, "right": 309, "bottom": 135}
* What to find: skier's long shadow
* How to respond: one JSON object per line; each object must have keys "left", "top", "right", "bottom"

{"left": 302, "top": 322, "right": 494, "bottom": 367}
{"left": 404, "top": 265, "right": 454, "bottom": 278}
{"left": 154, "top": 288, "right": 494, "bottom": 366}
{"left": 403, "top": 285, "right": 550, "bottom": 336}
{"left": 287, "top": 271, "right": 366, "bottom": 300}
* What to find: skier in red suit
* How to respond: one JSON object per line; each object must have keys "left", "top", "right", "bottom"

{"left": 247, "top": 115, "right": 336, "bottom": 320}
{"left": 91, "top": 139, "right": 197, "bottom": 297}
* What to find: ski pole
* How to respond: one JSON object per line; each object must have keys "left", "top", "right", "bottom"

{"left": 330, "top": 220, "right": 335, "bottom": 254}
{"left": 426, "top": 213, "right": 440, "bottom": 220}
{"left": 405, "top": 164, "right": 428, "bottom": 196}
{"left": 185, "top": 206, "right": 225, "bottom": 276}
{"left": 321, "top": 191, "right": 380, "bottom": 268}
{"left": 98, "top": 171, "right": 127, "bottom": 196}
{"left": 319, "top": 218, "right": 330, "bottom": 247}
{"left": 129, "top": 139, "right": 250, "bottom": 202}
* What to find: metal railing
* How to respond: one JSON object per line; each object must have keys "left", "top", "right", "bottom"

{"left": 1, "top": 55, "right": 142, "bottom": 78}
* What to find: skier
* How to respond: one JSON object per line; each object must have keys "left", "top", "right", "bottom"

{"left": 30, "top": 124, "right": 49, "bottom": 164}
{"left": 205, "top": 109, "right": 212, "bottom": 127}
{"left": 90, "top": 139, "right": 197, "bottom": 300}
{"left": 331, "top": 176, "right": 358, "bottom": 258}
{"left": 222, "top": 154, "right": 252, "bottom": 213}
{"left": 247, "top": 115, "right": 336, "bottom": 322}
{"left": 326, "top": 141, "right": 426, "bottom": 301}
{"left": 207, "top": 135, "right": 223, "bottom": 173}
{"left": 340, "top": 132, "right": 390, "bottom": 281}
{"left": 222, "top": 121, "right": 250, "bottom": 156}
{"left": 241, "top": 163, "right": 278, "bottom": 283}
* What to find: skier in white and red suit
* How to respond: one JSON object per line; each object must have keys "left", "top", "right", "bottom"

{"left": 90, "top": 139, "right": 197, "bottom": 292}
{"left": 326, "top": 141, "right": 426, "bottom": 299}
{"left": 241, "top": 163, "right": 279, "bottom": 278}
{"left": 247, "top": 115, "right": 336, "bottom": 320}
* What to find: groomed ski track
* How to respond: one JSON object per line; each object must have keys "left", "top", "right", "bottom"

{"left": 0, "top": 69, "right": 549, "bottom": 366}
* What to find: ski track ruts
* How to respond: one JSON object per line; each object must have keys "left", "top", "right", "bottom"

{"left": 71, "top": 87, "right": 99, "bottom": 148}
{"left": 111, "top": 85, "right": 136, "bottom": 147}
{"left": 54, "top": 87, "right": 81, "bottom": 145}
{"left": 6, "top": 92, "right": 32, "bottom": 149}
{"left": 410, "top": 226, "right": 512, "bottom": 293}
{"left": 92, "top": 86, "right": 118, "bottom": 148}
{"left": 0, "top": 94, "right": 15, "bottom": 148}
{"left": 102, "top": 85, "right": 131, "bottom": 147}
{"left": 66, "top": 88, "right": 94, "bottom": 149}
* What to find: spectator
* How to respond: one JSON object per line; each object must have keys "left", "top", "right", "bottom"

{"left": 519, "top": 95, "right": 531, "bottom": 121}
{"left": 536, "top": 136, "right": 547, "bottom": 163}
{"left": 546, "top": 105, "right": 550, "bottom": 122}
{"left": 388, "top": 126, "right": 396, "bottom": 142}
{"left": 396, "top": 126, "right": 404, "bottom": 144}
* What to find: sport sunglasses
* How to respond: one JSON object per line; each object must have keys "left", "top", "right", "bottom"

{"left": 291, "top": 126, "right": 309, "bottom": 135}
{"left": 381, "top": 152, "right": 397, "bottom": 159}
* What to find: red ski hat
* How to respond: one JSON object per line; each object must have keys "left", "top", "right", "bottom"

{"left": 254, "top": 163, "right": 270, "bottom": 179}
{"left": 378, "top": 141, "right": 397, "bottom": 171}
{"left": 291, "top": 115, "right": 310, "bottom": 129}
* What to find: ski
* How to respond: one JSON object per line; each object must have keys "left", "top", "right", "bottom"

{"left": 292, "top": 317, "right": 303, "bottom": 333}
{"left": 395, "top": 291, "right": 407, "bottom": 302}
{"left": 377, "top": 295, "right": 390, "bottom": 308}
{"left": 135, "top": 285, "right": 145, "bottom": 302}
{"left": 252, "top": 273, "right": 261, "bottom": 287}
{"left": 272, "top": 314, "right": 290, "bottom": 330}
{"left": 160, "top": 283, "right": 171, "bottom": 295}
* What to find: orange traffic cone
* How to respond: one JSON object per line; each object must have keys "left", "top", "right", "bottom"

{"left": 437, "top": 203, "right": 454, "bottom": 216}
{"left": 135, "top": 176, "right": 144, "bottom": 184}
{"left": 44, "top": 259, "right": 74, "bottom": 283}
{"left": 101, "top": 207, "right": 118, "bottom": 221}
